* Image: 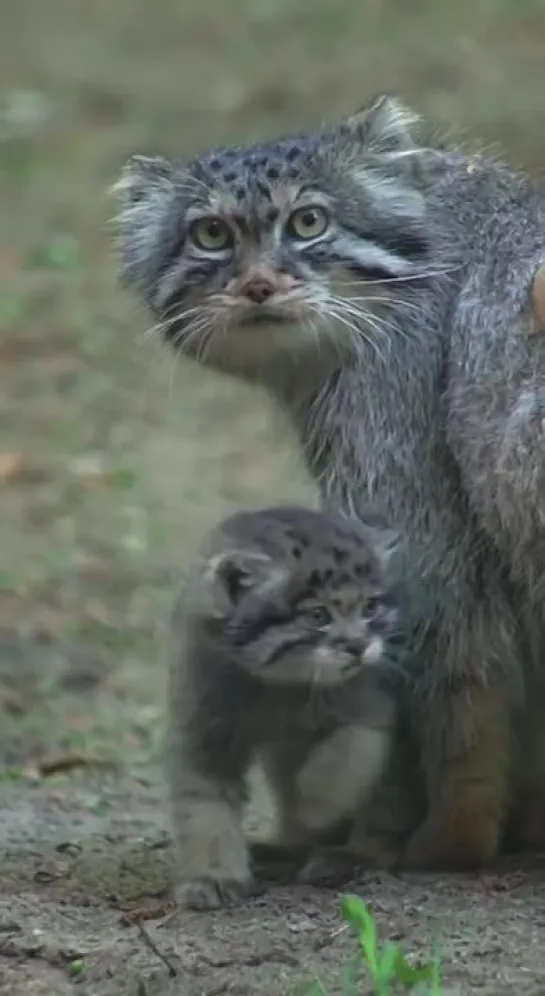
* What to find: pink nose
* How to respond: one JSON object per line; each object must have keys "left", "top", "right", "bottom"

{"left": 241, "top": 277, "right": 276, "bottom": 304}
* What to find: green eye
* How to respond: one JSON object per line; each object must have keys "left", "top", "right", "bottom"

{"left": 189, "top": 216, "right": 233, "bottom": 252}
{"left": 287, "top": 205, "right": 330, "bottom": 241}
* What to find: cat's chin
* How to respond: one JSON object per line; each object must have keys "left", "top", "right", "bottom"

{"left": 171, "top": 316, "right": 351, "bottom": 392}
{"left": 174, "top": 318, "right": 315, "bottom": 371}
{"left": 238, "top": 311, "right": 294, "bottom": 327}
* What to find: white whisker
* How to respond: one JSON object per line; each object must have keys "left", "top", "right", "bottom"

{"left": 343, "top": 294, "right": 423, "bottom": 317}
{"left": 177, "top": 315, "right": 213, "bottom": 352}
{"left": 327, "top": 294, "right": 415, "bottom": 347}
{"left": 319, "top": 305, "right": 386, "bottom": 365}
{"left": 329, "top": 261, "right": 461, "bottom": 289}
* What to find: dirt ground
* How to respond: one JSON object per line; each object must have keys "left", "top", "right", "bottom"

{"left": 2, "top": 1, "right": 545, "bottom": 992}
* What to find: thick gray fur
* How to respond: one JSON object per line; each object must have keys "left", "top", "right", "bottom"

{"left": 166, "top": 505, "right": 403, "bottom": 908}
{"left": 114, "top": 95, "right": 545, "bottom": 870}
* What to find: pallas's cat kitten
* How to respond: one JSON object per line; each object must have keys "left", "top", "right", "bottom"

{"left": 167, "top": 505, "right": 402, "bottom": 910}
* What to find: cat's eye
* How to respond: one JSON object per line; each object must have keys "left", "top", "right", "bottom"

{"left": 307, "top": 606, "right": 331, "bottom": 626}
{"left": 286, "top": 205, "right": 330, "bottom": 241}
{"left": 189, "top": 216, "right": 233, "bottom": 252}
{"left": 364, "top": 596, "right": 381, "bottom": 615}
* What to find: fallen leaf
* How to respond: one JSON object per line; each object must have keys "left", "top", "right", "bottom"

{"left": 119, "top": 900, "right": 176, "bottom": 925}
{"left": 0, "top": 452, "right": 25, "bottom": 484}
{"left": 38, "top": 753, "right": 117, "bottom": 777}
{"left": 37, "top": 751, "right": 91, "bottom": 776}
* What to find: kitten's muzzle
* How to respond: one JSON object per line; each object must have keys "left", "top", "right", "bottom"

{"left": 343, "top": 638, "right": 366, "bottom": 658}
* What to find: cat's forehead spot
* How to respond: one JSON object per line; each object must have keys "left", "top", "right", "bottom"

{"left": 354, "top": 562, "right": 372, "bottom": 579}
{"left": 198, "top": 139, "right": 310, "bottom": 204}
{"left": 242, "top": 139, "right": 307, "bottom": 177}
{"left": 308, "top": 568, "right": 322, "bottom": 589}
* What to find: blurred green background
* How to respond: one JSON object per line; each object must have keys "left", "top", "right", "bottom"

{"left": 1, "top": 0, "right": 545, "bottom": 764}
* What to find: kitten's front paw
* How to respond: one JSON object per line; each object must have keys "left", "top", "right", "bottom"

{"left": 297, "top": 847, "right": 361, "bottom": 888}
{"left": 298, "top": 837, "right": 399, "bottom": 886}
{"left": 176, "top": 875, "right": 256, "bottom": 911}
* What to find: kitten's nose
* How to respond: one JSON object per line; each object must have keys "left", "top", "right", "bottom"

{"left": 241, "top": 275, "right": 276, "bottom": 304}
{"left": 344, "top": 639, "right": 365, "bottom": 658}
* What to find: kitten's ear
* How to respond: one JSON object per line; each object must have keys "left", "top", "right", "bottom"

{"left": 204, "top": 550, "right": 285, "bottom": 614}
{"left": 344, "top": 94, "right": 421, "bottom": 160}
{"left": 110, "top": 154, "right": 179, "bottom": 300}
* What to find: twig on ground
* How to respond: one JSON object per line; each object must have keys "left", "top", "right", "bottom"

{"left": 37, "top": 751, "right": 116, "bottom": 776}
{"left": 135, "top": 920, "right": 177, "bottom": 978}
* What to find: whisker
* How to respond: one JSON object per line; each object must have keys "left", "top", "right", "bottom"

{"left": 329, "top": 261, "right": 462, "bottom": 289}
{"left": 318, "top": 305, "right": 386, "bottom": 365}
{"left": 342, "top": 295, "right": 424, "bottom": 317}
{"left": 143, "top": 304, "right": 206, "bottom": 342}
{"left": 305, "top": 313, "right": 346, "bottom": 370}
{"left": 197, "top": 322, "right": 218, "bottom": 364}
{"left": 326, "top": 297, "right": 392, "bottom": 342}
{"left": 176, "top": 315, "right": 214, "bottom": 352}
{"left": 326, "top": 295, "right": 415, "bottom": 347}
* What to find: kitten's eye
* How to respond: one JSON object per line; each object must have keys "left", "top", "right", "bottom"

{"left": 307, "top": 606, "right": 332, "bottom": 626}
{"left": 364, "top": 597, "right": 381, "bottom": 615}
{"left": 189, "top": 217, "right": 233, "bottom": 252}
{"left": 287, "top": 205, "right": 330, "bottom": 241}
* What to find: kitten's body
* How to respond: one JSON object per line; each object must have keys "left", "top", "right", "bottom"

{"left": 115, "top": 97, "right": 545, "bottom": 870}
{"left": 167, "top": 506, "right": 403, "bottom": 909}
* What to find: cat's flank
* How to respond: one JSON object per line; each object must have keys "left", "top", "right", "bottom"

{"left": 166, "top": 506, "right": 402, "bottom": 910}
{"left": 114, "top": 95, "right": 545, "bottom": 870}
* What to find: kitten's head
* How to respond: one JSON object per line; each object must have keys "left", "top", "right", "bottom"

{"left": 200, "top": 507, "right": 400, "bottom": 686}
{"left": 113, "top": 96, "right": 435, "bottom": 383}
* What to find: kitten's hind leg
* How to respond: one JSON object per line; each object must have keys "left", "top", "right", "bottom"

{"left": 248, "top": 821, "right": 350, "bottom": 880}
{"left": 293, "top": 724, "right": 391, "bottom": 835}
{"left": 260, "top": 725, "right": 391, "bottom": 885}
{"left": 297, "top": 738, "right": 416, "bottom": 886}
{"left": 248, "top": 749, "right": 313, "bottom": 878}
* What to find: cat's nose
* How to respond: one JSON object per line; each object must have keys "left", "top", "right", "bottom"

{"left": 241, "top": 276, "right": 276, "bottom": 304}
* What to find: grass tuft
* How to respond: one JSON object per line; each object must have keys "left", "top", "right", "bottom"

{"left": 302, "top": 895, "right": 442, "bottom": 995}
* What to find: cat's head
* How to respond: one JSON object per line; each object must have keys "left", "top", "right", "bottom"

{"left": 199, "top": 508, "right": 400, "bottom": 686}
{"left": 113, "top": 96, "right": 435, "bottom": 383}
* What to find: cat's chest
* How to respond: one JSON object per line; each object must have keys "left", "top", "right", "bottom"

{"left": 246, "top": 686, "right": 326, "bottom": 740}
{"left": 247, "top": 680, "right": 376, "bottom": 746}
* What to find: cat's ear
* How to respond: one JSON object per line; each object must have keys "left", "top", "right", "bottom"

{"left": 344, "top": 94, "right": 421, "bottom": 160}
{"left": 111, "top": 154, "right": 176, "bottom": 209}
{"left": 110, "top": 154, "right": 180, "bottom": 300}
{"left": 204, "top": 550, "right": 286, "bottom": 613}
{"left": 338, "top": 95, "right": 432, "bottom": 223}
